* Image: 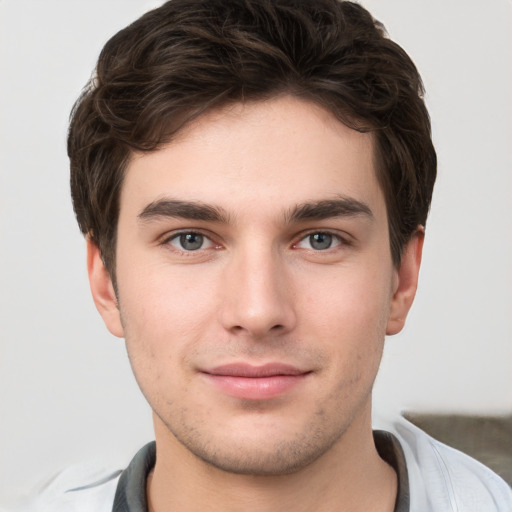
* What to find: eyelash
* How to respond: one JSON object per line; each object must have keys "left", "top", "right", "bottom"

{"left": 292, "top": 230, "right": 350, "bottom": 251}
{"left": 161, "top": 229, "right": 350, "bottom": 254}
{"left": 162, "top": 230, "right": 219, "bottom": 253}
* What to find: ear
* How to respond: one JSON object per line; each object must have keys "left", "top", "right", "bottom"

{"left": 86, "top": 238, "right": 124, "bottom": 338}
{"left": 386, "top": 227, "right": 424, "bottom": 335}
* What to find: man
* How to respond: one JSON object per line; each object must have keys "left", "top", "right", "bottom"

{"left": 33, "top": 0, "right": 512, "bottom": 511}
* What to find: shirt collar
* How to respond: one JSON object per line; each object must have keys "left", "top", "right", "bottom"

{"left": 113, "top": 432, "right": 410, "bottom": 512}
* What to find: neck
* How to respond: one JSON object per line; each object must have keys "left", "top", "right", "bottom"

{"left": 147, "top": 408, "right": 397, "bottom": 512}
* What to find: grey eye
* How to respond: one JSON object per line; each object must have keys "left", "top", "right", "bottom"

{"left": 166, "top": 231, "right": 216, "bottom": 253}
{"left": 309, "top": 233, "right": 333, "bottom": 250}
{"left": 178, "top": 233, "right": 204, "bottom": 251}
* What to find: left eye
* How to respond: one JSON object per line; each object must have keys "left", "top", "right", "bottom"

{"left": 168, "top": 232, "right": 214, "bottom": 251}
{"left": 296, "top": 232, "right": 342, "bottom": 251}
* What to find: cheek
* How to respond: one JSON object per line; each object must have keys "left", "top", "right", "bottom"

{"left": 299, "top": 265, "right": 392, "bottom": 383}
{"left": 119, "top": 259, "right": 217, "bottom": 333}
{"left": 301, "top": 263, "right": 393, "bottom": 336}
{"left": 117, "top": 264, "right": 218, "bottom": 391}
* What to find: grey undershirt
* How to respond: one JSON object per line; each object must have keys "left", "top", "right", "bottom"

{"left": 112, "top": 430, "right": 410, "bottom": 512}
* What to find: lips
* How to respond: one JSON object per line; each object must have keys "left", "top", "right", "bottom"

{"left": 201, "top": 363, "right": 310, "bottom": 400}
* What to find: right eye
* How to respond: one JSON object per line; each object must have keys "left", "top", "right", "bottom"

{"left": 167, "top": 232, "right": 214, "bottom": 251}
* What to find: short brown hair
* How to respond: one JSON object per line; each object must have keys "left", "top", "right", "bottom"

{"left": 69, "top": 0, "right": 436, "bottom": 278}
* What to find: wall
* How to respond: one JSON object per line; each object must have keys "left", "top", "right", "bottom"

{"left": 1, "top": 0, "right": 511, "bottom": 505}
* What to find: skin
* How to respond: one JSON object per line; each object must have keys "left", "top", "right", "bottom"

{"left": 88, "top": 96, "right": 423, "bottom": 511}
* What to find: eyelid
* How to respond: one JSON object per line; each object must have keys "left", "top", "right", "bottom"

{"left": 161, "top": 229, "right": 221, "bottom": 252}
{"left": 292, "top": 229, "right": 351, "bottom": 250}
{"left": 157, "top": 227, "right": 352, "bottom": 253}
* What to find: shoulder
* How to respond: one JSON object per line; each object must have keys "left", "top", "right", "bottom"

{"left": 20, "top": 442, "right": 156, "bottom": 512}
{"left": 383, "top": 415, "right": 512, "bottom": 511}
{"left": 21, "top": 464, "right": 121, "bottom": 512}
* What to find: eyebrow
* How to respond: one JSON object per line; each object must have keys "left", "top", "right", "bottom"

{"left": 285, "top": 197, "right": 374, "bottom": 223}
{"left": 137, "top": 196, "right": 373, "bottom": 225}
{"left": 138, "top": 199, "right": 230, "bottom": 223}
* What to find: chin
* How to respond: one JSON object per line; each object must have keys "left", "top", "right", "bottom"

{"left": 169, "top": 417, "right": 347, "bottom": 476}
{"left": 191, "top": 443, "right": 330, "bottom": 476}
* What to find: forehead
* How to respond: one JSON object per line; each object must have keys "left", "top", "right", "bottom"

{"left": 121, "top": 96, "right": 384, "bottom": 221}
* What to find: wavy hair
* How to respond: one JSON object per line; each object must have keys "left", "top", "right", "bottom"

{"left": 68, "top": 0, "right": 436, "bottom": 278}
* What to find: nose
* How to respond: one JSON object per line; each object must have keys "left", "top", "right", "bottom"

{"left": 219, "top": 244, "right": 297, "bottom": 339}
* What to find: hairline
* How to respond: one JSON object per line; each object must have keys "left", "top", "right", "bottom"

{"left": 103, "top": 95, "right": 402, "bottom": 290}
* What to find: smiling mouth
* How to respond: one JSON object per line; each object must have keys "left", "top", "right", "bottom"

{"left": 201, "top": 363, "right": 311, "bottom": 400}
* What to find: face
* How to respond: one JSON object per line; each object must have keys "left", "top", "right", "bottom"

{"left": 89, "top": 96, "right": 421, "bottom": 475}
